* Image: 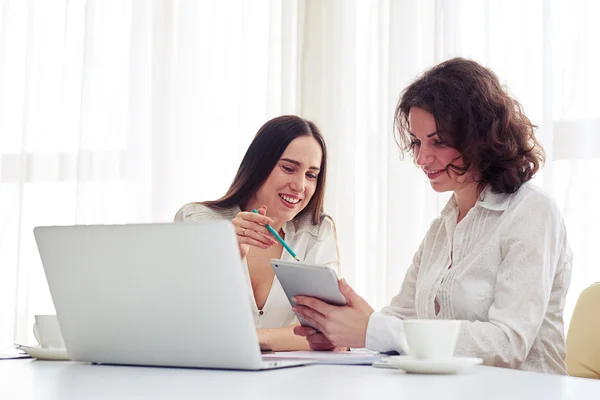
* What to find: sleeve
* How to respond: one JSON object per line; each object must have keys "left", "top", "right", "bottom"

{"left": 174, "top": 203, "right": 224, "bottom": 222}
{"left": 453, "top": 195, "right": 568, "bottom": 369}
{"left": 365, "top": 239, "right": 424, "bottom": 353}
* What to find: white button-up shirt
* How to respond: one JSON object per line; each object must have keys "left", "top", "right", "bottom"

{"left": 366, "top": 182, "right": 573, "bottom": 374}
{"left": 174, "top": 203, "right": 340, "bottom": 329}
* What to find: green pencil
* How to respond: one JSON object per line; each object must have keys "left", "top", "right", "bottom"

{"left": 252, "top": 209, "right": 300, "bottom": 261}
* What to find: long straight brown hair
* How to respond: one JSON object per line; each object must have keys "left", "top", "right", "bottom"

{"left": 202, "top": 115, "right": 328, "bottom": 225}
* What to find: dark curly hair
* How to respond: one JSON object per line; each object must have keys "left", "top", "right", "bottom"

{"left": 394, "top": 57, "right": 545, "bottom": 194}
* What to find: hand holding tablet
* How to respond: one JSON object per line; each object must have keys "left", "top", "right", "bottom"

{"left": 270, "top": 259, "right": 346, "bottom": 331}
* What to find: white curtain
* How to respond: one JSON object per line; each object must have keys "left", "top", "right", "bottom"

{"left": 1, "top": 0, "right": 598, "bottom": 350}
{"left": 299, "top": 0, "right": 600, "bottom": 328}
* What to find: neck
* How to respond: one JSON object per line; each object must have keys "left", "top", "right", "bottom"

{"left": 454, "top": 183, "right": 479, "bottom": 223}
{"left": 242, "top": 200, "right": 285, "bottom": 233}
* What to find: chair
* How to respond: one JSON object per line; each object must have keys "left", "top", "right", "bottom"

{"left": 566, "top": 282, "right": 600, "bottom": 379}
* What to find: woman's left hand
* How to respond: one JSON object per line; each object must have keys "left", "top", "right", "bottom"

{"left": 293, "top": 279, "right": 375, "bottom": 349}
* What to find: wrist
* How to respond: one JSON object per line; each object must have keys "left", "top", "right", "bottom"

{"left": 360, "top": 311, "right": 374, "bottom": 347}
{"left": 257, "top": 329, "right": 272, "bottom": 351}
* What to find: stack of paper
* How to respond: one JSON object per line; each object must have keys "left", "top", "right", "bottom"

{"left": 262, "top": 350, "right": 381, "bottom": 365}
{"left": 0, "top": 347, "right": 31, "bottom": 360}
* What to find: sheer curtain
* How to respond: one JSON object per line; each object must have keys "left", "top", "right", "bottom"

{"left": 1, "top": 0, "right": 598, "bottom": 349}
{"left": 0, "top": 0, "right": 303, "bottom": 348}
{"left": 300, "top": 0, "right": 600, "bottom": 327}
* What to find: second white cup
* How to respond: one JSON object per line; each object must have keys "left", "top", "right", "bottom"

{"left": 403, "top": 319, "right": 461, "bottom": 360}
{"left": 33, "top": 314, "right": 66, "bottom": 349}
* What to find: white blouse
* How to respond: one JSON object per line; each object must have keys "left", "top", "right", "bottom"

{"left": 174, "top": 203, "right": 340, "bottom": 329}
{"left": 365, "top": 182, "right": 573, "bottom": 374}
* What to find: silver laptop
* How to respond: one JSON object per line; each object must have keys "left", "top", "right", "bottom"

{"left": 33, "top": 221, "right": 312, "bottom": 370}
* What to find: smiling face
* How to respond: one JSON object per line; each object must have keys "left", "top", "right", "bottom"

{"left": 252, "top": 135, "right": 323, "bottom": 222}
{"left": 408, "top": 107, "right": 475, "bottom": 193}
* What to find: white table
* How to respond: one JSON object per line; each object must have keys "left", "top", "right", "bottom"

{"left": 1, "top": 359, "right": 598, "bottom": 399}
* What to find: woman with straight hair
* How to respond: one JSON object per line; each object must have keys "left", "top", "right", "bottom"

{"left": 293, "top": 58, "right": 573, "bottom": 374}
{"left": 175, "top": 115, "right": 339, "bottom": 351}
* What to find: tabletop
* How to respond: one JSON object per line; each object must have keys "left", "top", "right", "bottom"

{"left": 0, "top": 359, "right": 598, "bottom": 400}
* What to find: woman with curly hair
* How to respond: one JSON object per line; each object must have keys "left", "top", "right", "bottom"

{"left": 292, "top": 58, "right": 573, "bottom": 374}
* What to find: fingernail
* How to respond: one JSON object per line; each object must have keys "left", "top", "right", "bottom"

{"left": 341, "top": 278, "right": 348, "bottom": 287}
{"left": 291, "top": 297, "right": 297, "bottom": 303}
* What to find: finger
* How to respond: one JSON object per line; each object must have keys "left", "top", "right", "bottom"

{"left": 308, "top": 342, "right": 336, "bottom": 351}
{"left": 332, "top": 347, "right": 350, "bottom": 352}
{"left": 237, "top": 221, "right": 276, "bottom": 239}
{"left": 241, "top": 229, "right": 277, "bottom": 247}
{"left": 232, "top": 218, "right": 274, "bottom": 239}
{"left": 256, "top": 205, "right": 268, "bottom": 215}
{"left": 240, "top": 211, "right": 274, "bottom": 226}
{"left": 238, "top": 227, "right": 276, "bottom": 247}
{"left": 306, "top": 333, "right": 332, "bottom": 346}
{"left": 338, "top": 278, "right": 358, "bottom": 305}
{"left": 293, "top": 305, "right": 327, "bottom": 333}
{"left": 248, "top": 221, "right": 278, "bottom": 239}
{"left": 338, "top": 278, "right": 374, "bottom": 314}
{"left": 238, "top": 235, "right": 273, "bottom": 249}
{"left": 293, "top": 296, "right": 336, "bottom": 317}
{"left": 293, "top": 325, "right": 316, "bottom": 337}
{"left": 306, "top": 333, "right": 336, "bottom": 351}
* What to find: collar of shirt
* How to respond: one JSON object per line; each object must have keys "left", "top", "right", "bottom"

{"left": 440, "top": 184, "right": 512, "bottom": 218}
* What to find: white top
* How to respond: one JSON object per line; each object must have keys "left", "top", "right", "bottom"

{"left": 174, "top": 203, "right": 339, "bottom": 329}
{"left": 3, "top": 360, "right": 600, "bottom": 400}
{"left": 365, "top": 182, "right": 573, "bottom": 375}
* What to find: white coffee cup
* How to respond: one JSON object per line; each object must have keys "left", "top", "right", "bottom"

{"left": 33, "top": 314, "right": 65, "bottom": 349}
{"left": 403, "top": 319, "right": 461, "bottom": 360}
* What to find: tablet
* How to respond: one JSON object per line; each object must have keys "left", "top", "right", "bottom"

{"left": 270, "top": 259, "right": 347, "bottom": 331}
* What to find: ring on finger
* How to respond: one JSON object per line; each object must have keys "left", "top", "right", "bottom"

{"left": 241, "top": 228, "right": 247, "bottom": 236}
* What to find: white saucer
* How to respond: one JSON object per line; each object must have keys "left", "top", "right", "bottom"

{"left": 16, "top": 344, "right": 70, "bottom": 361}
{"left": 380, "top": 355, "right": 482, "bottom": 374}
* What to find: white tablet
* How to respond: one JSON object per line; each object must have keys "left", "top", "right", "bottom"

{"left": 270, "top": 259, "right": 347, "bottom": 331}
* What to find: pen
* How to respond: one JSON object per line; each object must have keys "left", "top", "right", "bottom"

{"left": 252, "top": 209, "right": 300, "bottom": 262}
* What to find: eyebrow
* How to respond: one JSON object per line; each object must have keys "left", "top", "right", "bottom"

{"left": 280, "top": 158, "right": 320, "bottom": 171}
{"left": 409, "top": 131, "right": 438, "bottom": 138}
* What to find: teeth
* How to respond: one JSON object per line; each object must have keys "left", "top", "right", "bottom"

{"left": 280, "top": 194, "right": 300, "bottom": 204}
{"left": 426, "top": 170, "right": 442, "bottom": 175}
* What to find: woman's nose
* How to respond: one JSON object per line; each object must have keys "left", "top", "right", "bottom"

{"left": 415, "top": 145, "right": 433, "bottom": 166}
{"left": 289, "top": 175, "right": 306, "bottom": 193}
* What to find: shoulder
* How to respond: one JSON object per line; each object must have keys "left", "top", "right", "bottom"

{"left": 499, "top": 183, "right": 569, "bottom": 250}
{"left": 174, "top": 203, "right": 239, "bottom": 222}
{"left": 506, "top": 182, "right": 562, "bottom": 219}
{"left": 292, "top": 212, "right": 337, "bottom": 242}
{"left": 316, "top": 215, "right": 337, "bottom": 241}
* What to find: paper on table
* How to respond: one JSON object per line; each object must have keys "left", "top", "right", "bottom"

{"left": 0, "top": 347, "right": 32, "bottom": 360}
{"left": 262, "top": 350, "right": 381, "bottom": 365}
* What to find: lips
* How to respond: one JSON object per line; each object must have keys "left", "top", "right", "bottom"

{"left": 424, "top": 168, "right": 446, "bottom": 180}
{"left": 279, "top": 193, "right": 302, "bottom": 208}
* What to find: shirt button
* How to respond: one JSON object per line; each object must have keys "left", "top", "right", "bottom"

{"left": 259, "top": 310, "right": 264, "bottom": 316}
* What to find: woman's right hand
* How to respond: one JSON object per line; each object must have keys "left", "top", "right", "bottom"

{"left": 293, "top": 326, "right": 349, "bottom": 352}
{"left": 232, "top": 205, "right": 278, "bottom": 259}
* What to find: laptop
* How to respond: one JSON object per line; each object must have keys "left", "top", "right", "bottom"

{"left": 33, "top": 221, "right": 313, "bottom": 370}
